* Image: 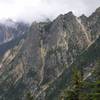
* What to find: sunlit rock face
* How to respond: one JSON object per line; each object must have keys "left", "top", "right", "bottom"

{"left": 0, "top": 7, "right": 100, "bottom": 100}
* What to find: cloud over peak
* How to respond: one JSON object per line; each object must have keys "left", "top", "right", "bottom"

{"left": 0, "top": 0, "right": 100, "bottom": 23}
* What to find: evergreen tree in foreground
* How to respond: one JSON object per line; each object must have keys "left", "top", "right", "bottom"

{"left": 91, "top": 61, "right": 100, "bottom": 100}
{"left": 61, "top": 67, "right": 90, "bottom": 100}
{"left": 26, "top": 92, "right": 34, "bottom": 100}
{"left": 61, "top": 61, "right": 100, "bottom": 100}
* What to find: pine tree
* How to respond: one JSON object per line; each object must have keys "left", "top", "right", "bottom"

{"left": 91, "top": 60, "right": 100, "bottom": 100}
{"left": 26, "top": 92, "right": 34, "bottom": 100}
{"left": 61, "top": 67, "right": 87, "bottom": 100}
{"left": 60, "top": 62, "right": 100, "bottom": 100}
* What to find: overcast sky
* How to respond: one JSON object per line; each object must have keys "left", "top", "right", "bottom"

{"left": 0, "top": 0, "right": 100, "bottom": 23}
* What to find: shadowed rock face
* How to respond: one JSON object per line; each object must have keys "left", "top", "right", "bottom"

{"left": 0, "top": 7, "right": 100, "bottom": 100}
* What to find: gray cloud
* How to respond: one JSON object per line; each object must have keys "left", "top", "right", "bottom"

{"left": 0, "top": 0, "right": 100, "bottom": 23}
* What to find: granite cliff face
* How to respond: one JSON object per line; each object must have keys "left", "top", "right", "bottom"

{"left": 0, "top": 7, "right": 100, "bottom": 100}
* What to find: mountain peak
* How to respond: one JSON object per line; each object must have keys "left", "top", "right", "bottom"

{"left": 0, "top": 7, "right": 100, "bottom": 100}
{"left": 65, "top": 11, "right": 74, "bottom": 16}
{"left": 0, "top": 18, "right": 16, "bottom": 28}
{"left": 80, "top": 14, "right": 87, "bottom": 19}
{"left": 95, "top": 7, "right": 100, "bottom": 13}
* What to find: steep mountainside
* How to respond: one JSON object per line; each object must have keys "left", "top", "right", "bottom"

{"left": 39, "top": 36, "right": 100, "bottom": 100}
{"left": 0, "top": 7, "right": 100, "bottom": 100}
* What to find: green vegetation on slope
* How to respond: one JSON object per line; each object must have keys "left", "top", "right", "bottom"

{"left": 60, "top": 63, "right": 100, "bottom": 100}
{"left": 43, "top": 36, "right": 100, "bottom": 100}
